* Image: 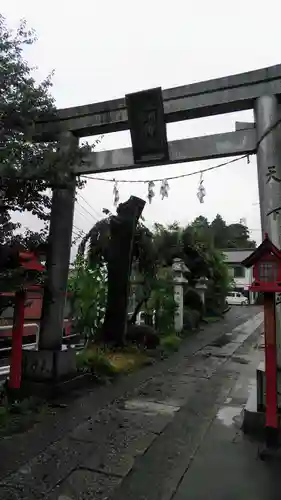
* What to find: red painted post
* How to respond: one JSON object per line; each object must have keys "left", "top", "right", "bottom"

{"left": 9, "top": 289, "right": 25, "bottom": 390}
{"left": 263, "top": 292, "right": 278, "bottom": 444}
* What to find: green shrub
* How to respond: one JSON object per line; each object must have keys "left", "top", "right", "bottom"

{"left": 146, "top": 269, "right": 177, "bottom": 336}
{"left": 68, "top": 257, "right": 107, "bottom": 345}
{"left": 76, "top": 349, "right": 116, "bottom": 380}
{"left": 183, "top": 308, "right": 201, "bottom": 330}
{"left": 0, "top": 396, "right": 48, "bottom": 438}
{"left": 0, "top": 405, "right": 8, "bottom": 423}
{"left": 160, "top": 335, "right": 181, "bottom": 352}
{"left": 202, "top": 316, "right": 220, "bottom": 324}
{"left": 126, "top": 324, "right": 160, "bottom": 349}
{"left": 184, "top": 288, "right": 203, "bottom": 315}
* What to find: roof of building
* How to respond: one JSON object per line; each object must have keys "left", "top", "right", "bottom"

{"left": 221, "top": 249, "right": 253, "bottom": 264}
{"left": 242, "top": 234, "right": 281, "bottom": 267}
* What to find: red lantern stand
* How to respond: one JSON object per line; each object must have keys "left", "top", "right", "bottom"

{"left": 9, "top": 288, "right": 26, "bottom": 391}
{"left": 3, "top": 252, "right": 45, "bottom": 392}
{"left": 242, "top": 234, "right": 281, "bottom": 452}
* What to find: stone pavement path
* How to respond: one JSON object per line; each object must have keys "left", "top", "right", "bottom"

{"left": 173, "top": 343, "right": 281, "bottom": 500}
{"left": 0, "top": 307, "right": 266, "bottom": 499}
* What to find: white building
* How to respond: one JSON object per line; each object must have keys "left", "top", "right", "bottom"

{"left": 222, "top": 249, "right": 256, "bottom": 304}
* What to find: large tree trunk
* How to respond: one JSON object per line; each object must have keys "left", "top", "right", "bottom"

{"left": 101, "top": 196, "right": 145, "bottom": 346}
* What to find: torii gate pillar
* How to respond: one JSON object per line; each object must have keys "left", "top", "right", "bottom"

{"left": 255, "top": 95, "right": 281, "bottom": 404}
{"left": 22, "top": 132, "right": 77, "bottom": 390}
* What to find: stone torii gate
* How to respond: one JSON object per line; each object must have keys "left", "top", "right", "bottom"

{"left": 26, "top": 65, "right": 281, "bottom": 403}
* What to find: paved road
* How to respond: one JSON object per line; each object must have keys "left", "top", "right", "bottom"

{"left": 1, "top": 306, "right": 276, "bottom": 500}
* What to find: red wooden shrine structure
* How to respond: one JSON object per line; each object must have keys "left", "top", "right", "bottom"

{"left": 243, "top": 234, "right": 281, "bottom": 446}
{"left": 0, "top": 250, "right": 45, "bottom": 390}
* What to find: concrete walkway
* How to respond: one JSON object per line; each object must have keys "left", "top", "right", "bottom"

{"left": 173, "top": 344, "right": 280, "bottom": 500}
{"left": 1, "top": 307, "right": 275, "bottom": 500}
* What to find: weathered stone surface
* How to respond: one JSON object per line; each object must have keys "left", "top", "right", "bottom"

{"left": 45, "top": 469, "right": 121, "bottom": 500}
{"left": 109, "top": 379, "right": 226, "bottom": 500}
{"left": 199, "top": 342, "right": 238, "bottom": 358}
{"left": 0, "top": 307, "right": 262, "bottom": 500}
{"left": 114, "top": 407, "right": 174, "bottom": 434}
{"left": 69, "top": 406, "right": 118, "bottom": 443}
{"left": 168, "top": 354, "right": 226, "bottom": 379}
{"left": 22, "top": 349, "right": 77, "bottom": 381}
{"left": 108, "top": 372, "right": 242, "bottom": 500}
{"left": 82, "top": 424, "right": 156, "bottom": 477}
{"left": 123, "top": 398, "right": 180, "bottom": 414}
{"left": 136, "top": 372, "right": 199, "bottom": 406}
{"left": 0, "top": 308, "right": 255, "bottom": 481}
{"left": 4, "top": 437, "right": 93, "bottom": 498}
{"left": 173, "top": 423, "right": 280, "bottom": 500}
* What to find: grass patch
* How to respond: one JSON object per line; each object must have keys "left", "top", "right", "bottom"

{"left": 160, "top": 334, "right": 181, "bottom": 352}
{"left": 203, "top": 316, "right": 220, "bottom": 323}
{"left": 106, "top": 351, "right": 152, "bottom": 373}
{"left": 76, "top": 345, "right": 153, "bottom": 379}
{"left": 0, "top": 395, "right": 49, "bottom": 438}
{"left": 180, "top": 328, "right": 194, "bottom": 338}
{"left": 76, "top": 349, "right": 116, "bottom": 381}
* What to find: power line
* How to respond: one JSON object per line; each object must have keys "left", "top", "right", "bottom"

{"left": 73, "top": 223, "right": 85, "bottom": 235}
{"left": 75, "top": 208, "right": 98, "bottom": 229}
{"left": 75, "top": 207, "right": 95, "bottom": 225}
{"left": 77, "top": 192, "right": 103, "bottom": 220}
{"left": 75, "top": 202, "right": 99, "bottom": 227}
{"left": 76, "top": 200, "right": 99, "bottom": 223}
{"left": 72, "top": 228, "right": 82, "bottom": 237}
{"left": 72, "top": 226, "right": 85, "bottom": 245}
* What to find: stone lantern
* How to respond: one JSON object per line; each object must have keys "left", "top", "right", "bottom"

{"left": 172, "top": 258, "right": 189, "bottom": 333}
{"left": 195, "top": 277, "right": 208, "bottom": 311}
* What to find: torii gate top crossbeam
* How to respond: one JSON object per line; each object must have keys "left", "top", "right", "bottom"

{"left": 34, "top": 64, "right": 281, "bottom": 140}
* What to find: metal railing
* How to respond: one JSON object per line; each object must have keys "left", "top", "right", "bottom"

{"left": 0, "top": 324, "right": 78, "bottom": 354}
{"left": 0, "top": 365, "right": 9, "bottom": 377}
{"left": 0, "top": 323, "right": 39, "bottom": 353}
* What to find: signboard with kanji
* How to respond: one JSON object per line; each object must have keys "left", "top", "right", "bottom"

{"left": 125, "top": 87, "right": 169, "bottom": 165}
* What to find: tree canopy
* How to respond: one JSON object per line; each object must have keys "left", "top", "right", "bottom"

{"left": 0, "top": 14, "right": 87, "bottom": 252}
{"left": 0, "top": 14, "right": 88, "bottom": 312}
{"left": 177, "top": 214, "right": 256, "bottom": 250}
{"left": 77, "top": 211, "right": 254, "bottom": 287}
{"left": 1, "top": 15, "right": 54, "bottom": 237}
{"left": 211, "top": 214, "right": 256, "bottom": 249}
{"left": 75, "top": 210, "right": 244, "bottom": 336}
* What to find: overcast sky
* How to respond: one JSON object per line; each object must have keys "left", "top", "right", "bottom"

{"left": 4, "top": 0, "right": 281, "bottom": 254}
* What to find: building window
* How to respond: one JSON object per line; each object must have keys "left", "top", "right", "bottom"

{"left": 233, "top": 266, "right": 245, "bottom": 278}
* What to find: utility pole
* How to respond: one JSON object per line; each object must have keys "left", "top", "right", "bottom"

{"left": 255, "top": 95, "right": 281, "bottom": 386}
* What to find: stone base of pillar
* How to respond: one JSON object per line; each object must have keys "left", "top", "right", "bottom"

{"left": 242, "top": 391, "right": 267, "bottom": 439}
{"left": 21, "top": 348, "right": 78, "bottom": 397}
{"left": 242, "top": 367, "right": 281, "bottom": 438}
{"left": 256, "top": 363, "right": 281, "bottom": 409}
{"left": 22, "top": 348, "right": 77, "bottom": 381}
